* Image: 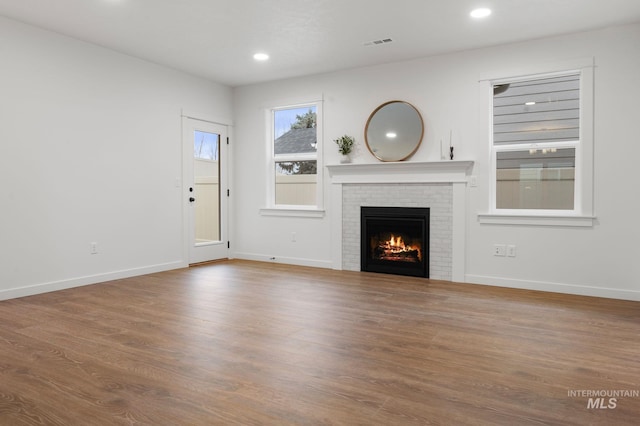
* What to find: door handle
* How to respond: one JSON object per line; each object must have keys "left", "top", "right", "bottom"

{"left": 189, "top": 197, "right": 195, "bottom": 203}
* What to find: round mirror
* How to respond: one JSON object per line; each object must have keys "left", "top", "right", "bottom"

{"left": 365, "top": 101, "right": 424, "bottom": 162}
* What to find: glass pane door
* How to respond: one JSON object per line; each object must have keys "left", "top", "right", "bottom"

{"left": 193, "top": 130, "right": 220, "bottom": 244}
{"left": 183, "top": 117, "right": 228, "bottom": 264}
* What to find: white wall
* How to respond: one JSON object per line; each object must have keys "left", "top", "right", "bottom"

{"left": 233, "top": 23, "right": 640, "bottom": 300}
{"left": 2, "top": 15, "right": 638, "bottom": 301}
{"left": 0, "top": 16, "right": 232, "bottom": 299}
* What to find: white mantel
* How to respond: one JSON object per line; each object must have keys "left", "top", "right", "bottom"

{"left": 327, "top": 160, "right": 474, "bottom": 184}
{"left": 327, "top": 160, "right": 474, "bottom": 282}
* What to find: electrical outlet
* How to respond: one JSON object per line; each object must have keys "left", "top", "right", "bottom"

{"left": 493, "top": 244, "right": 506, "bottom": 256}
{"left": 507, "top": 245, "right": 517, "bottom": 257}
{"left": 291, "top": 232, "right": 297, "bottom": 242}
{"left": 90, "top": 242, "right": 98, "bottom": 255}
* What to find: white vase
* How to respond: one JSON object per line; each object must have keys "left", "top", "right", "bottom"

{"left": 340, "top": 153, "right": 351, "bottom": 164}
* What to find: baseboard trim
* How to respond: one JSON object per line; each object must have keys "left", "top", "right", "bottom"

{"left": 0, "top": 261, "right": 187, "bottom": 301}
{"left": 233, "top": 252, "right": 333, "bottom": 269}
{"left": 465, "top": 274, "right": 640, "bottom": 302}
{"left": 8, "top": 262, "right": 635, "bottom": 302}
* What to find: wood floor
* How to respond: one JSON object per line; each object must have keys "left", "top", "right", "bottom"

{"left": 0, "top": 260, "right": 638, "bottom": 425}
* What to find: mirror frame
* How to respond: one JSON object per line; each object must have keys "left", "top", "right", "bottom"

{"left": 364, "top": 100, "right": 424, "bottom": 162}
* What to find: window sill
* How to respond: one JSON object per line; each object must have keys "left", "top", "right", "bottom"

{"left": 260, "top": 207, "right": 325, "bottom": 218}
{"left": 478, "top": 213, "right": 595, "bottom": 227}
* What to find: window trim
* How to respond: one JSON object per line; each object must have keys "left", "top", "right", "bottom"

{"left": 262, "top": 100, "right": 324, "bottom": 217}
{"left": 480, "top": 62, "right": 595, "bottom": 227}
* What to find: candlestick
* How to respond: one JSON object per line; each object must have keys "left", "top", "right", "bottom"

{"left": 449, "top": 130, "right": 454, "bottom": 160}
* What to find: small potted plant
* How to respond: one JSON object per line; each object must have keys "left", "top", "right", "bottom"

{"left": 334, "top": 135, "right": 355, "bottom": 163}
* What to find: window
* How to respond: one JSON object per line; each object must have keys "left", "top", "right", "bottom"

{"left": 194, "top": 130, "right": 219, "bottom": 161}
{"left": 268, "top": 103, "right": 322, "bottom": 211}
{"left": 496, "top": 148, "right": 575, "bottom": 210}
{"left": 489, "top": 70, "right": 593, "bottom": 222}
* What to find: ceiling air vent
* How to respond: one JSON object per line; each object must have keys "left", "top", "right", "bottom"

{"left": 364, "top": 38, "right": 393, "bottom": 46}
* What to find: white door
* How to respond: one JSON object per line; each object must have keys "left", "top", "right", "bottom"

{"left": 183, "top": 117, "right": 228, "bottom": 264}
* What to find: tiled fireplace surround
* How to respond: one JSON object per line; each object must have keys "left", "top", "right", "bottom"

{"left": 327, "top": 161, "right": 474, "bottom": 282}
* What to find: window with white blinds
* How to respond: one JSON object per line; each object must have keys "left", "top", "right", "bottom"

{"left": 491, "top": 72, "right": 581, "bottom": 212}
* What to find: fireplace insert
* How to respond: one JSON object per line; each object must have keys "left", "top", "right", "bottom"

{"left": 361, "top": 206, "right": 429, "bottom": 278}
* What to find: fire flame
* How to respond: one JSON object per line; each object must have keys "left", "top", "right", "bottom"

{"left": 389, "top": 235, "right": 405, "bottom": 250}
{"left": 382, "top": 234, "right": 421, "bottom": 261}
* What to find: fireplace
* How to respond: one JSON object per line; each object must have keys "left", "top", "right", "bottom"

{"left": 361, "top": 206, "right": 430, "bottom": 278}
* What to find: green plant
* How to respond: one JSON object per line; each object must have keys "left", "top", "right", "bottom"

{"left": 334, "top": 135, "right": 355, "bottom": 155}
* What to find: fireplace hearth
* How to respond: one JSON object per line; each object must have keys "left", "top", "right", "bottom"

{"left": 361, "top": 206, "right": 430, "bottom": 278}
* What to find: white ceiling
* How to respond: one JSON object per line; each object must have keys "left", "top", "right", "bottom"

{"left": 1, "top": 0, "right": 639, "bottom": 87}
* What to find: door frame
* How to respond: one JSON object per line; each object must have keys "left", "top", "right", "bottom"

{"left": 182, "top": 114, "right": 229, "bottom": 265}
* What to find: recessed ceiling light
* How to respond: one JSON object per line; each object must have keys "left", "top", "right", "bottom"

{"left": 253, "top": 53, "right": 269, "bottom": 61}
{"left": 525, "top": 101, "right": 536, "bottom": 106}
{"left": 470, "top": 8, "right": 492, "bottom": 19}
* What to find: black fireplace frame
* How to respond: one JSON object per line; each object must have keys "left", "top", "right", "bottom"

{"left": 361, "top": 206, "right": 430, "bottom": 278}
